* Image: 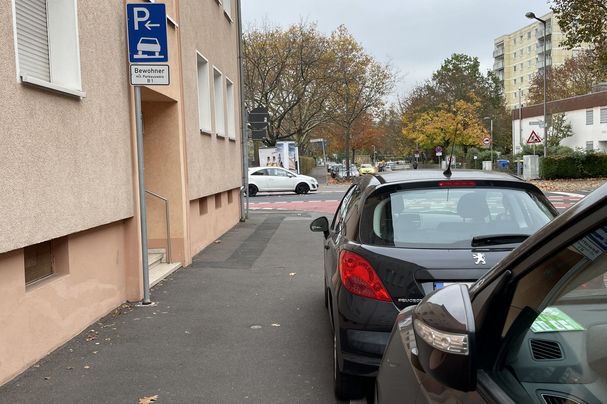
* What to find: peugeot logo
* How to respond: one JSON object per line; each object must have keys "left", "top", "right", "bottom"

{"left": 473, "top": 253, "right": 486, "bottom": 265}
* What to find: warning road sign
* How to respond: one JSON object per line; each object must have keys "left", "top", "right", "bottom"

{"left": 526, "top": 130, "right": 542, "bottom": 144}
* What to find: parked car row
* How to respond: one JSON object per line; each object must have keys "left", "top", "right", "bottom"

{"left": 310, "top": 169, "right": 607, "bottom": 403}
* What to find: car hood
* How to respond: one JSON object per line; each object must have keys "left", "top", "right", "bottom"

{"left": 353, "top": 244, "right": 514, "bottom": 309}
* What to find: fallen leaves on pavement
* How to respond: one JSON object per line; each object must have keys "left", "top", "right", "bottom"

{"left": 530, "top": 178, "right": 607, "bottom": 193}
{"left": 138, "top": 395, "right": 159, "bottom": 404}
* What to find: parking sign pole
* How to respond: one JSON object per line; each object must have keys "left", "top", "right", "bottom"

{"left": 134, "top": 86, "right": 151, "bottom": 305}
{"left": 126, "top": 2, "right": 169, "bottom": 305}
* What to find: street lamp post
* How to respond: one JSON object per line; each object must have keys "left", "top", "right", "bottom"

{"left": 526, "top": 11, "right": 548, "bottom": 157}
{"left": 483, "top": 117, "right": 493, "bottom": 169}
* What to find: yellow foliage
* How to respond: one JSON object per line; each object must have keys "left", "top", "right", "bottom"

{"left": 402, "top": 94, "right": 488, "bottom": 149}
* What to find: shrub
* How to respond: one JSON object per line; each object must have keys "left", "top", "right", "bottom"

{"left": 540, "top": 156, "right": 580, "bottom": 179}
{"left": 299, "top": 156, "right": 316, "bottom": 175}
{"left": 582, "top": 152, "right": 607, "bottom": 177}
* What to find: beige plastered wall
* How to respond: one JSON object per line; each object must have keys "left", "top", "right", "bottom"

{"left": 0, "top": 1, "right": 144, "bottom": 385}
{"left": 0, "top": 221, "right": 133, "bottom": 385}
{"left": 189, "top": 189, "right": 241, "bottom": 257}
{"left": 0, "top": 1, "right": 135, "bottom": 254}
{"left": 179, "top": 0, "right": 243, "bottom": 199}
{"left": 179, "top": 0, "right": 244, "bottom": 256}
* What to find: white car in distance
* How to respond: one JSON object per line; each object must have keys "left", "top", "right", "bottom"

{"left": 247, "top": 167, "right": 318, "bottom": 196}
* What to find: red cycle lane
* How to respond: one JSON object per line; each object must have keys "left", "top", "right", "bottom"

{"left": 249, "top": 200, "right": 340, "bottom": 214}
{"left": 250, "top": 192, "right": 584, "bottom": 215}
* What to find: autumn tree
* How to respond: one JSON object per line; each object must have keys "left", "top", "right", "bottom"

{"left": 401, "top": 54, "right": 512, "bottom": 155}
{"left": 551, "top": 0, "right": 607, "bottom": 72}
{"left": 243, "top": 22, "right": 332, "bottom": 146}
{"left": 527, "top": 53, "right": 606, "bottom": 104}
{"left": 377, "top": 106, "right": 415, "bottom": 157}
{"left": 402, "top": 96, "right": 488, "bottom": 152}
{"left": 325, "top": 25, "right": 394, "bottom": 176}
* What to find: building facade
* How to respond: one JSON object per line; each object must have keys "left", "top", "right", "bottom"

{"left": 0, "top": 0, "right": 243, "bottom": 385}
{"left": 512, "top": 90, "right": 607, "bottom": 153}
{"left": 493, "top": 11, "right": 589, "bottom": 110}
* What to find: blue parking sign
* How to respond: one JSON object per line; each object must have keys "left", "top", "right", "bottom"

{"left": 126, "top": 3, "right": 168, "bottom": 63}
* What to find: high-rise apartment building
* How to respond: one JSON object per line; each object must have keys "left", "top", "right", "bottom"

{"left": 493, "top": 11, "right": 588, "bottom": 110}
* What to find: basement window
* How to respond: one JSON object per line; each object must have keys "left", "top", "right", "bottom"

{"left": 199, "top": 197, "right": 208, "bottom": 215}
{"left": 24, "top": 237, "right": 68, "bottom": 285}
{"left": 228, "top": 189, "right": 234, "bottom": 204}
{"left": 215, "top": 193, "right": 223, "bottom": 209}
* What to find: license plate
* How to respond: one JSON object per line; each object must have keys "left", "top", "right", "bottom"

{"left": 434, "top": 282, "right": 474, "bottom": 290}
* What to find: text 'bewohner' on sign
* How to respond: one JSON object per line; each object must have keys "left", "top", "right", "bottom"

{"left": 129, "top": 64, "right": 170, "bottom": 86}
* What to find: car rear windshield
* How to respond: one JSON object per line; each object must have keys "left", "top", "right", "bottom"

{"left": 360, "top": 187, "right": 555, "bottom": 248}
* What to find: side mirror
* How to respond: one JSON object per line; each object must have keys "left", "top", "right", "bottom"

{"left": 310, "top": 216, "right": 329, "bottom": 238}
{"left": 412, "top": 284, "right": 476, "bottom": 391}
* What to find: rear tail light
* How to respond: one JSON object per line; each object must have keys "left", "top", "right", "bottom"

{"left": 339, "top": 250, "right": 391, "bottom": 302}
{"left": 438, "top": 180, "right": 476, "bottom": 187}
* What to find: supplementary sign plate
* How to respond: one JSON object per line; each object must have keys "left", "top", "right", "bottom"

{"left": 130, "top": 65, "right": 170, "bottom": 85}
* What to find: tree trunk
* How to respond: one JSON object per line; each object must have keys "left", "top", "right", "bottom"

{"left": 344, "top": 128, "right": 350, "bottom": 179}
{"left": 253, "top": 140, "right": 261, "bottom": 166}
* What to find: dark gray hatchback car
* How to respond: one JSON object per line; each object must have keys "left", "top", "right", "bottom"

{"left": 375, "top": 181, "right": 607, "bottom": 404}
{"left": 310, "top": 170, "right": 558, "bottom": 400}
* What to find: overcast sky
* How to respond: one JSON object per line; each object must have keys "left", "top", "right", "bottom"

{"left": 242, "top": 0, "right": 551, "bottom": 99}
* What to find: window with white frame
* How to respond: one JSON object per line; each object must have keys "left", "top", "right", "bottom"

{"left": 600, "top": 107, "right": 607, "bottom": 124}
{"left": 586, "top": 109, "right": 594, "bottom": 125}
{"left": 13, "top": 0, "right": 84, "bottom": 97}
{"left": 226, "top": 78, "right": 236, "bottom": 139}
{"left": 213, "top": 68, "right": 225, "bottom": 136}
{"left": 196, "top": 52, "right": 212, "bottom": 133}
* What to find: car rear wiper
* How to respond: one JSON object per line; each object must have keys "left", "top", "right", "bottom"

{"left": 471, "top": 234, "right": 529, "bottom": 247}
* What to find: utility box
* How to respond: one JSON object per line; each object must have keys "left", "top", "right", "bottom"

{"left": 523, "top": 155, "right": 540, "bottom": 180}
{"left": 482, "top": 161, "right": 492, "bottom": 171}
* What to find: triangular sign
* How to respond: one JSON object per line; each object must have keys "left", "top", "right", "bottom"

{"left": 526, "top": 130, "right": 542, "bottom": 144}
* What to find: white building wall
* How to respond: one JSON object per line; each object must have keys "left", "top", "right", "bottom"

{"left": 513, "top": 106, "right": 607, "bottom": 152}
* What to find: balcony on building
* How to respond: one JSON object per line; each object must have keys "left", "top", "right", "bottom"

{"left": 493, "top": 46, "right": 505, "bottom": 58}
{"left": 537, "top": 57, "right": 553, "bottom": 69}
{"left": 536, "top": 22, "right": 552, "bottom": 40}
{"left": 536, "top": 42, "right": 553, "bottom": 54}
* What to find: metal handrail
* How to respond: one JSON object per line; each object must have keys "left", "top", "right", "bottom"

{"left": 145, "top": 190, "right": 172, "bottom": 264}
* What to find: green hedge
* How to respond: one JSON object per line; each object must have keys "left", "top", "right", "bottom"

{"left": 540, "top": 153, "right": 607, "bottom": 179}
{"left": 583, "top": 153, "right": 607, "bottom": 177}
{"left": 299, "top": 156, "right": 316, "bottom": 175}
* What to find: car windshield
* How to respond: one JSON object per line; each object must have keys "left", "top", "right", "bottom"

{"left": 360, "top": 187, "right": 555, "bottom": 248}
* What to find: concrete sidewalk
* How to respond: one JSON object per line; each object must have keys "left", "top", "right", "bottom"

{"left": 0, "top": 212, "right": 341, "bottom": 403}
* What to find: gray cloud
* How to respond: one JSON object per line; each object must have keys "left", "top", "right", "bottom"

{"left": 242, "top": 0, "right": 551, "bottom": 98}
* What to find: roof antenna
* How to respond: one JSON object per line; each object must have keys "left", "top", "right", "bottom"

{"left": 443, "top": 118, "right": 467, "bottom": 179}
{"left": 443, "top": 137, "right": 457, "bottom": 178}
